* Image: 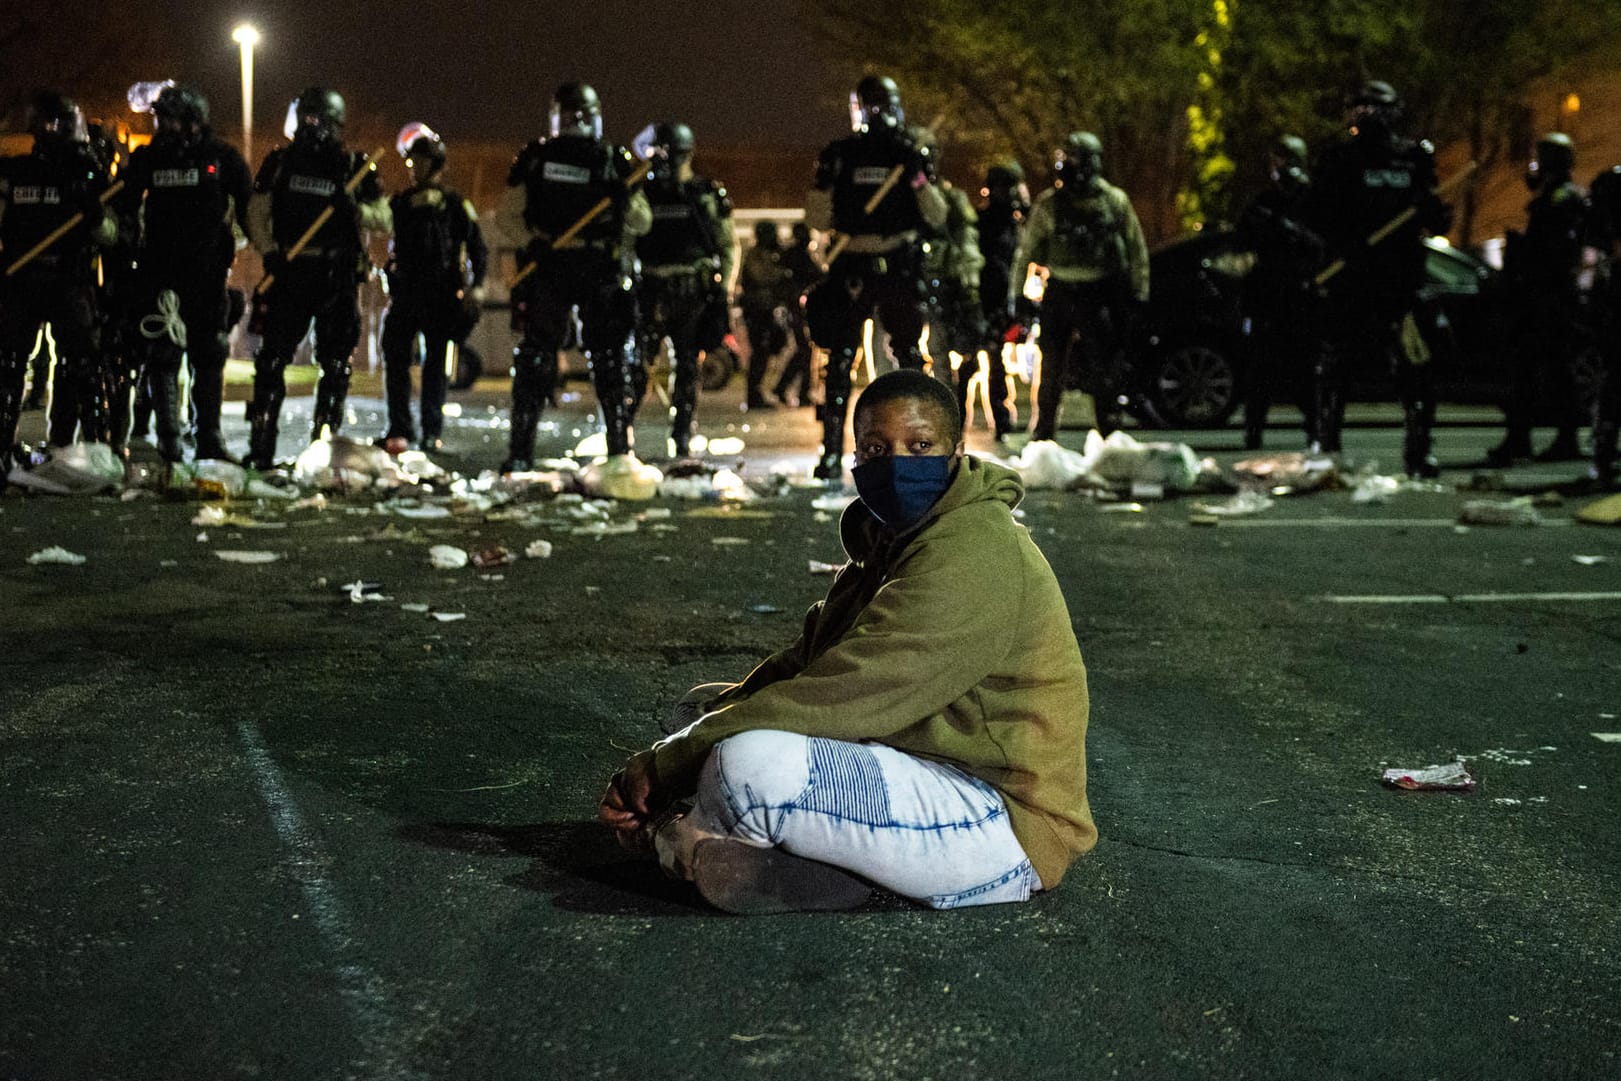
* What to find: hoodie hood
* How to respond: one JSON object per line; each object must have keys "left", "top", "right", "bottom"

{"left": 841, "top": 454, "right": 1025, "bottom": 563}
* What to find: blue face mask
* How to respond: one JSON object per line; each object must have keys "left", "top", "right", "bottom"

{"left": 852, "top": 455, "right": 954, "bottom": 528}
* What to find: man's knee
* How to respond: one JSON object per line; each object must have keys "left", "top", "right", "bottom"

{"left": 706, "top": 730, "right": 810, "bottom": 811}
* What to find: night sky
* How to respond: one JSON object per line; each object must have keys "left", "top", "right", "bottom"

{"left": 71, "top": 0, "right": 843, "bottom": 150}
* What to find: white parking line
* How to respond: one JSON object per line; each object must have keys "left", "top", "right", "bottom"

{"left": 237, "top": 721, "right": 426, "bottom": 1081}
{"left": 1207, "top": 518, "right": 1573, "bottom": 528}
{"left": 1325, "top": 591, "right": 1621, "bottom": 604}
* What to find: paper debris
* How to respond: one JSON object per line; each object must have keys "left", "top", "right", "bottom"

{"left": 27, "top": 546, "right": 87, "bottom": 566}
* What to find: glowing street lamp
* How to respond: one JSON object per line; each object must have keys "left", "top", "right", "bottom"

{"left": 233, "top": 23, "right": 260, "bottom": 165}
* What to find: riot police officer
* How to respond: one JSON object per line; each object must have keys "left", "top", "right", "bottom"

{"left": 498, "top": 81, "right": 652, "bottom": 473}
{"left": 803, "top": 74, "right": 948, "bottom": 480}
{"left": 1588, "top": 165, "right": 1621, "bottom": 487}
{"left": 116, "top": 84, "right": 252, "bottom": 463}
{"left": 0, "top": 91, "right": 116, "bottom": 470}
{"left": 1011, "top": 131, "right": 1150, "bottom": 440}
{"left": 914, "top": 131, "right": 986, "bottom": 428}
{"left": 244, "top": 87, "right": 390, "bottom": 470}
{"left": 737, "top": 221, "right": 791, "bottom": 405}
{"left": 971, "top": 161, "right": 1029, "bottom": 443}
{"left": 379, "top": 124, "right": 487, "bottom": 452}
{"left": 634, "top": 121, "right": 734, "bottom": 454}
{"left": 771, "top": 221, "right": 821, "bottom": 407}
{"left": 1485, "top": 133, "right": 1589, "bottom": 467}
{"left": 1305, "top": 80, "right": 1451, "bottom": 475}
{"left": 1236, "top": 134, "right": 1325, "bottom": 450}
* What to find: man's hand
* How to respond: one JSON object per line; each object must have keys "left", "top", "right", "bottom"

{"left": 598, "top": 750, "right": 657, "bottom": 848}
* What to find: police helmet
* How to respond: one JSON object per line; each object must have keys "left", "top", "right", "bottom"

{"left": 753, "top": 220, "right": 779, "bottom": 248}
{"left": 985, "top": 161, "right": 1025, "bottom": 190}
{"left": 1054, "top": 131, "right": 1103, "bottom": 189}
{"left": 154, "top": 85, "right": 209, "bottom": 128}
{"left": 1349, "top": 79, "right": 1403, "bottom": 136}
{"left": 396, "top": 121, "right": 446, "bottom": 171}
{"left": 650, "top": 121, "right": 695, "bottom": 179}
{"left": 292, "top": 87, "right": 345, "bottom": 144}
{"left": 1533, "top": 133, "right": 1576, "bottom": 182}
{"left": 28, "top": 90, "right": 86, "bottom": 147}
{"left": 551, "top": 81, "right": 603, "bottom": 140}
{"left": 850, "top": 75, "right": 904, "bottom": 133}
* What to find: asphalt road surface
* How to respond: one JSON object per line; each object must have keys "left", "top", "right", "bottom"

{"left": 3, "top": 372, "right": 1618, "bottom": 1080}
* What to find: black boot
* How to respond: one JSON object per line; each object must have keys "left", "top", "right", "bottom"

{"left": 310, "top": 359, "right": 352, "bottom": 440}
{"left": 1402, "top": 398, "right": 1439, "bottom": 478}
{"left": 1534, "top": 428, "right": 1582, "bottom": 462}
{"left": 669, "top": 358, "right": 699, "bottom": 458}
{"left": 190, "top": 363, "right": 237, "bottom": 462}
{"left": 148, "top": 366, "right": 186, "bottom": 464}
{"left": 591, "top": 342, "right": 641, "bottom": 458}
{"left": 381, "top": 355, "right": 417, "bottom": 445}
{"left": 0, "top": 367, "right": 23, "bottom": 474}
{"left": 504, "top": 349, "right": 556, "bottom": 472}
{"left": 1484, "top": 431, "right": 1533, "bottom": 468}
{"left": 245, "top": 371, "right": 286, "bottom": 471}
{"left": 1591, "top": 419, "right": 1619, "bottom": 488}
{"left": 814, "top": 348, "right": 856, "bottom": 480}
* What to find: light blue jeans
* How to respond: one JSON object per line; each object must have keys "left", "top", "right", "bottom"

{"left": 678, "top": 728, "right": 1040, "bottom": 909}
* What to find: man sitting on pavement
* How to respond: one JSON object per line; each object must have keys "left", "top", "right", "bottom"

{"left": 599, "top": 369, "right": 1096, "bottom": 913}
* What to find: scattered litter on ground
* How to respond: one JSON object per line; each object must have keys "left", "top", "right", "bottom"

{"left": 1232, "top": 452, "right": 1337, "bottom": 495}
{"left": 7, "top": 443, "right": 125, "bottom": 495}
{"left": 1458, "top": 498, "right": 1541, "bottom": 527}
{"left": 1592, "top": 732, "right": 1621, "bottom": 743}
{"left": 380, "top": 500, "right": 452, "bottom": 520}
{"left": 1491, "top": 796, "right": 1549, "bottom": 806}
{"left": 811, "top": 492, "right": 855, "bottom": 512}
{"left": 400, "top": 602, "right": 430, "bottom": 613}
{"left": 344, "top": 581, "right": 390, "bottom": 603}
{"left": 1099, "top": 502, "right": 1146, "bottom": 514}
{"left": 26, "top": 546, "right": 87, "bottom": 565}
{"left": 1192, "top": 490, "right": 1275, "bottom": 517}
{"left": 1476, "top": 745, "right": 1556, "bottom": 765}
{"left": 470, "top": 545, "right": 515, "bottom": 569}
{"left": 120, "top": 488, "right": 154, "bottom": 502}
{"left": 711, "top": 536, "right": 751, "bottom": 546}
{"left": 159, "top": 559, "right": 178, "bottom": 567}
{"left": 214, "top": 550, "right": 280, "bottom": 564}
{"left": 581, "top": 454, "right": 662, "bottom": 500}
{"left": 706, "top": 437, "right": 747, "bottom": 455}
{"left": 1381, "top": 760, "right": 1475, "bottom": 792}
{"left": 525, "top": 540, "right": 554, "bottom": 559}
{"left": 192, "top": 459, "right": 247, "bottom": 497}
{"left": 1576, "top": 492, "right": 1621, "bottom": 525}
{"left": 1350, "top": 474, "right": 1402, "bottom": 504}
{"left": 428, "top": 545, "right": 469, "bottom": 570}
{"left": 808, "top": 559, "right": 841, "bottom": 575}
{"left": 748, "top": 604, "right": 785, "bottom": 614}
{"left": 429, "top": 611, "right": 467, "bottom": 622}
{"left": 1013, "top": 438, "right": 1093, "bottom": 491}
{"left": 1572, "top": 554, "right": 1610, "bottom": 566}
{"left": 288, "top": 493, "right": 328, "bottom": 512}
{"left": 1089, "top": 431, "right": 1203, "bottom": 491}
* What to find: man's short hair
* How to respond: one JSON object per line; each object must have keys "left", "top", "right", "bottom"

{"left": 853, "top": 369, "right": 963, "bottom": 447}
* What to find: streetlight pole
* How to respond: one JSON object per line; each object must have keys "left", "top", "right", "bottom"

{"left": 232, "top": 24, "right": 260, "bottom": 166}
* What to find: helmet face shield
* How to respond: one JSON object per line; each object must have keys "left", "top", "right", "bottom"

{"left": 550, "top": 82, "right": 603, "bottom": 139}
{"left": 290, "top": 87, "right": 345, "bottom": 146}
{"left": 1054, "top": 132, "right": 1103, "bottom": 189}
{"left": 850, "top": 76, "right": 904, "bottom": 133}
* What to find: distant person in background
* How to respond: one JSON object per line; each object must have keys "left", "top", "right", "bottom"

{"left": 378, "top": 124, "right": 487, "bottom": 453}
{"left": 1587, "top": 164, "right": 1621, "bottom": 488}
{"left": 772, "top": 221, "right": 821, "bottom": 407}
{"left": 1485, "top": 133, "right": 1588, "bottom": 468}
{"left": 1235, "top": 134, "right": 1324, "bottom": 451}
{"left": 971, "top": 161, "right": 1028, "bottom": 445}
{"left": 635, "top": 121, "right": 735, "bottom": 453}
{"left": 737, "top": 220, "right": 790, "bottom": 411}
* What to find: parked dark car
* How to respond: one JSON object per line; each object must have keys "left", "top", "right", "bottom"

{"left": 1130, "top": 229, "right": 1603, "bottom": 428}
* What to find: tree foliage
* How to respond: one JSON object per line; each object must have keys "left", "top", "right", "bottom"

{"left": 803, "top": 0, "right": 1621, "bottom": 242}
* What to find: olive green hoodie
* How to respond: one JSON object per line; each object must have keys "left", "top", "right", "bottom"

{"left": 648, "top": 454, "right": 1096, "bottom": 888}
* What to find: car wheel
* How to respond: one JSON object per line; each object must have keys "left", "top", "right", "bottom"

{"left": 1150, "top": 343, "right": 1239, "bottom": 428}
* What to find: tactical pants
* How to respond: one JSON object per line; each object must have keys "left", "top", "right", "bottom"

{"left": 247, "top": 259, "right": 361, "bottom": 469}
{"left": 132, "top": 264, "right": 233, "bottom": 461}
{"left": 803, "top": 249, "right": 927, "bottom": 477}
{"left": 1033, "top": 278, "right": 1130, "bottom": 439}
{"left": 509, "top": 253, "right": 639, "bottom": 465}
{"left": 381, "top": 285, "right": 463, "bottom": 445}
{"left": 1315, "top": 310, "right": 1436, "bottom": 472}
{"left": 1499, "top": 288, "right": 1584, "bottom": 454}
{"left": 1593, "top": 306, "right": 1621, "bottom": 483}
{"left": 772, "top": 310, "right": 814, "bottom": 405}
{"left": 741, "top": 304, "right": 788, "bottom": 407}
{"left": 638, "top": 270, "right": 710, "bottom": 455}
{"left": 0, "top": 267, "right": 104, "bottom": 448}
{"left": 1243, "top": 307, "right": 1319, "bottom": 451}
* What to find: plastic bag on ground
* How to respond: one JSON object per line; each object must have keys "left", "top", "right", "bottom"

{"left": 192, "top": 459, "right": 247, "bottom": 498}
{"left": 294, "top": 436, "right": 415, "bottom": 491}
{"left": 1381, "top": 760, "right": 1475, "bottom": 792}
{"left": 1089, "top": 430, "right": 1202, "bottom": 491}
{"left": 1458, "top": 498, "right": 1541, "bottom": 527}
{"left": 7, "top": 443, "right": 125, "bottom": 495}
{"left": 1012, "top": 439, "right": 1096, "bottom": 491}
{"left": 582, "top": 453, "right": 662, "bottom": 501}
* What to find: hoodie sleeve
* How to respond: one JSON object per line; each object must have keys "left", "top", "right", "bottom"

{"left": 650, "top": 503, "right": 1022, "bottom": 796}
